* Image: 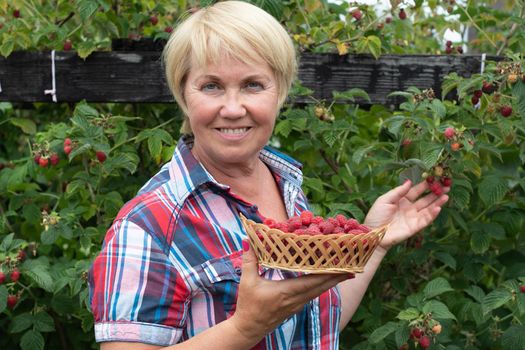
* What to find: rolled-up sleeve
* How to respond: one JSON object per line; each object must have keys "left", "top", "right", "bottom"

{"left": 88, "top": 219, "right": 190, "bottom": 345}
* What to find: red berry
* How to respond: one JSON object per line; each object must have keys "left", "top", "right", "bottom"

{"left": 471, "top": 95, "right": 479, "bottom": 105}
{"left": 34, "top": 153, "right": 41, "bottom": 164}
{"left": 164, "top": 26, "right": 173, "bottom": 33}
{"left": 419, "top": 335, "right": 431, "bottom": 349}
{"left": 352, "top": 9, "right": 362, "bottom": 21}
{"left": 445, "top": 46, "right": 453, "bottom": 54}
{"left": 520, "top": 285, "right": 525, "bottom": 293}
{"left": 446, "top": 40, "right": 452, "bottom": 47}
{"left": 482, "top": 81, "right": 494, "bottom": 94}
{"left": 17, "top": 250, "right": 26, "bottom": 262}
{"left": 64, "top": 138, "right": 72, "bottom": 146}
{"left": 402, "top": 139, "right": 412, "bottom": 146}
{"left": 443, "top": 127, "right": 455, "bottom": 139}
{"left": 319, "top": 221, "right": 335, "bottom": 234}
{"left": 96, "top": 151, "right": 107, "bottom": 163}
{"left": 425, "top": 175, "right": 435, "bottom": 184}
{"left": 63, "top": 39, "right": 72, "bottom": 51}
{"left": 50, "top": 153, "right": 60, "bottom": 166}
{"left": 39, "top": 157, "right": 49, "bottom": 168}
{"left": 10, "top": 269, "right": 20, "bottom": 282}
{"left": 399, "top": 344, "right": 409, "bottom": 350}
{"left": 385, "top": 16, "right": 392, "bottom": 23}
{"left": 411, "top": 328, "right": 423, "bottom": 339}
{"left": 430, "top": 182, "right": 443, "bottom": 196}
{"left": 0, "top": 272, "right": 5, "bottom": 284}
{"left": 500, "top": 105, "right": 512, "bottom": 117}
{"left": 150, "top": 15, "right": 158, "bottom": 25}
{"left": 441, "top": 176, "right": 452, "bottom": 187}
{"left": 7, "top": 294, "right": 18, "bottom": 309}
{"left": 13, "top": 10, "right": 20, "bottom": 18}
{"left": 263, "top": 218, "right": 276, "bottom": 228}
{"left": 64, "top": 145, "right": 72, "bottom": 156}
{"left": 300, "top": 211, "right": 314, "bottom": 226}
{"left": 451, "top": 142, "right": 461, "bottom": 151}
{"left": 399, "top": 8, "right": 407, "bottom": 20}
{"left": 473, "top": 90, "right": 483, "bottom": 98}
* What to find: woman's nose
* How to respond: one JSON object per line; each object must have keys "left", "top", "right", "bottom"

{"left": 219, "top": 91, "right": 246, "bottom": 118}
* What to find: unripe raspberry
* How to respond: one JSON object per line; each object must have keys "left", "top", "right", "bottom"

{"left": 432, "top": 323, "right": 442, "bottom": 334}
{"left": 451, "top": 142, "right": 461, "bottom": 151}
{"left": 443, "top": 127, "right": 455, "bottom": 139}
{"left": 433, "top": 165, "right": 444, "bottom": 177}
{"left": 314, "top": 106, "right": 325, "bottom": 118}
{"left": 508, "top": 73, "right": 518, "bottom": 84}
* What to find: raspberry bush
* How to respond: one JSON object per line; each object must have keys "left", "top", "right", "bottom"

{"left": 1, "top": 1, "right": 525, "bottom": 349}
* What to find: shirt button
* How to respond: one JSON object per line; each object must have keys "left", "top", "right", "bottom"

{"left": 249, "top": 205, "right": 258, "bottom": 213}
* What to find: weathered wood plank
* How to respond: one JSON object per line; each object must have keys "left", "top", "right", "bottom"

{"left": 0, "top": 50, "right": 500, "bottom": 104}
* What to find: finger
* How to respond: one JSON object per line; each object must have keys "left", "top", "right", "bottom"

{"left": 405, "top": 180, "right": 430, "bottom": 202}
{"left": 379, "top": 179, "right": 413, "bottom": 204}
{"left": 417, "top": 195, "right": 449, "bottom": 225}
{"left": 240, "top": 239, "right": 260, "bottom": 283}
{"left": 286, "top": 273, "right": 350, "bottom": 303}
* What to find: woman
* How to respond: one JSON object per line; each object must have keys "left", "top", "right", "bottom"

{"left": 88, "top": 2, "right": 449, "bottom": 349}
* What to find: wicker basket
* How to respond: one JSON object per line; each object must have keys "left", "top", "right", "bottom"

{"left": 241, "top": 215, "right": 388, "bottom": 274}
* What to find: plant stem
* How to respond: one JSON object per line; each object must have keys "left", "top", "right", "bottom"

{"left": 457, "top": 4, "right": 498, "bottom": 50}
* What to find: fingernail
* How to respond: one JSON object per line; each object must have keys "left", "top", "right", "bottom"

{"left": 404, "top": 179, "right": 411, "bottom": 185}
{"left": 242, "top": 239, "right": 250, "bottom": 252}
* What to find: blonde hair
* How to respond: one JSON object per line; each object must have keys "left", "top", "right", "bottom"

{"left": 162, "top": 1, "right": 297, "bottom": 134}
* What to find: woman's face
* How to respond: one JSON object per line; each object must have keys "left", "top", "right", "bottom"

{"left": 183, "top": 55, "right": 279, "bottom": 169}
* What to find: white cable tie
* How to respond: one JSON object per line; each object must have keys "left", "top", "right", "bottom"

{"left": 0, "top": 80, "right": 2, "bottom": 93}
{"left": 44, "top": 50, "right": 58, "bottom": 102}
{"left": 480, "top": 53, "right": 486, "bottom": 75}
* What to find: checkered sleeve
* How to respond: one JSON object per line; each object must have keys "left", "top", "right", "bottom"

{"left": 88, "top": 219, "right": 190, "bottom": 346}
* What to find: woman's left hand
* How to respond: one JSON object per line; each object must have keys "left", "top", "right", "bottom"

{"left": 364, "top": 179, "right": 449, "bottom": 251}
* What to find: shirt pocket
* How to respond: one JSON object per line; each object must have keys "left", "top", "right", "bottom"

{"left": 200, "top": 250, "right": 243, "bottom": 316}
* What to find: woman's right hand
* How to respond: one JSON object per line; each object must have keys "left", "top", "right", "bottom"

{"left": 229, "top": 240, "right": 352, "bottom": 343}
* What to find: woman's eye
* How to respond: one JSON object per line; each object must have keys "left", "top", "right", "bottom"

{"left": 201, "top": 83, "right": 219, "bottom": 91}
{"left": 246, "top": 82, "right": 264, "bottom": 91}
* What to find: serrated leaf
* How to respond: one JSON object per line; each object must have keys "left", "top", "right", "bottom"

{"left": 369, "top": 321, "right": 398, "bottom": 344}
{"left": 423, "top": 277, "right": 454, "bottom": 299}
{"left": 464, "top": 285, "right": 485, "bottom": 303}
{"left": 434, "top": 251, "right": 457, "bottom": 270}
{"left": 430, "top": 99, "right": 447, "bottom": 119}
{"left": 511, "top": 80, "right": 525, "bottom": 120}
{"left": 470, "top": 229, "right": 490, "bottom": 254}
{"left": 41, "top": 226, "right": 60, "bottom": 245}
{"left": 247, "top": 0, "right": 283, "bottom": 19}
{"left": 20, "top": 330, "right": 44, "bottom": 350}
{"left": 482, "top": 288, "right": 513, "bottom": 314}
{"left": 422, "top": 300, "right": 456, "bottom": 320}
{"left": 420, "top": 144, "right": 443, "bottom": 168}
{"left": 24, "top": 266, "right": 54, "bottom": 292}
{"left": 78, "top": 0, "right": 99, "bottom": 22}
{"left": 366, "top": 35, "right": 382, "bottom": 59}
{"left": 275, "top": 119, "right": 292, "bottom": 137}
{"left": 352, "top": 145, "right": 375, "bottom": 164}
{"left": 501, "top": 325, "right": 525, "bottom": 350}
{"left": 10, "top": 118, "right": 37, "bottom": 134}
{"left": 74, "top": 102, "right": 98, "bottom": 119}
{"left": 396, "top": 308, "right": 420, "bottom": 320}
{"left": 478, "top": 175, "right": 507, "bottom": 207}
{"left": 0, "top": 232, "right": 15, "bottom": 251}
{"left": 10, "top": 313, "right": 34, "bottom": 333}
{"left": 148, "top": 136, "right": 162, "bottom": 164}
{"left": 323, "top": 132, "right": 338, "bottom": 147}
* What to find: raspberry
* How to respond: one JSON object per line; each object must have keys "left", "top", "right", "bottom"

{"left": 456, "top": 46, "right": 463, "bottom": 54}
{"left": 471, "top": 95, "right": 479, "bottom": 105}
{"left": 63, "top": 39, "right": 72, "bottom": 51}
{"left": 398, "top": 8, "right": 407, "bottom": 20}
{"left": 333, "top": 226, "right": 344, "bottom": 234}
{"left": 150, "top": 15, "right": 159, "bottom": 26}
{"left": 39, "top": 157, "right": 49, "bottom": 168}
{"left": 402, "top": 139, "right": 412, "bottom": 146}
{"left": 164, "top": 26, "right": 173, "bottom": 33}
{"left": 34, "top": 153, "right": 41, "bottom": 164}
{"left": 411, "top": 328, "right": 423, "bottom": 339}
{"left": 473, "top": 90, "right": 483, "bottom": 98}
{"left": 335, "top": 214, "right": 347, "bottom": 227}
{"left": 430, "top": 182, "right": 443, "bottom": 195}
{"left": 432, "top": 324, "right": 442, "bottom": 334}
{"left": 312, "top": 216, "right": 323, "bottom": 225}
{"left": 425, "top": 175, "right": 435, "bottom": 184}
{"left": 385, "top": 16, "right": 392, "bottom": 24}
{"left": 300, "top": 211, "right": 314, "bottom": 226}
{"left": 263, "top": 218, "right": 276, "bottom": 228}
{"left": 10, "top": 269, "right": 20, "bottom": 282}
{"left": 17, "top": 250, "right": 26, "bottom": 262}
{"left": 443, "top": 127, "right": 455, "bottom": 139}
{"left": 441, "top": 176, "right": 452, "bottom": 187}
{"left": 96, "top": 151, "right": 107, "bottom": 163}
{"left": 319, "top": 221, "right": 335, "bottom": 234}
{"left": 50, "top": 153, "right": 60, "bottom": 166}
{"left": 445, "top": 46, "right": 453, "bottom": 54}
{"left": 352, "top": 9, "right": 362, "bottom": 21}
{"left": 294, "top": 228, "right": 307, "bottom": 235}
{"left": 500, "top": 105, "right": 512, "bottom": 117}
{"left": 0, "top": 272, "right": 5, "bottom": 284}
{"left": 446, "top": 40, "right": 452, "bottom": 47}
{"left": 64, "top": 145, "right": 72, "bottom": 155}
{"left": 419, "top": 335, "right": 431, "bottom": 349}
{"left": 482, "top": 81, "right": 494, "bottom": 94}
{"left": 451, "top": 142, "right": 461, "bottom": 151}
{"left": 288, "top": 217, "right": 302, "bottom": 231}
{"left": 520, "top": 285, "right": 525, "bottom": 293}
{"left": 64, "top": 138, "right": 72, "bottom": 146}
{"left": 306, "top": 225, "right": 321, "bottom": 235}
{"left": 7, "top": 295, "right": 18, "bottom": 309}
{"left": 344, "top": 219, "right": 359, "bottom": 232}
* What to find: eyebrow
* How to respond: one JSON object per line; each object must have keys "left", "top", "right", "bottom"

{"left": 196, "top": 74, "right": 271, "bottom": 82}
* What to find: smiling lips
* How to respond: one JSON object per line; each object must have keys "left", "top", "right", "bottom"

{"left": 217, "top": 127, "right": 251, "bottom": 135}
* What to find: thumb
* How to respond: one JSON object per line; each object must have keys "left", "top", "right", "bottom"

{"left": 241, "top": 239, "right": 260, "bottom": 281}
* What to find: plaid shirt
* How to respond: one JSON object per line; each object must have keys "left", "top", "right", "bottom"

{"left": 88, "top": 136, "right": 342, "bottom": 349}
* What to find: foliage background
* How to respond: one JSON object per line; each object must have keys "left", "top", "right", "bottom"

{"left": 1, "top": 0, "right": 524, "bottom": 349}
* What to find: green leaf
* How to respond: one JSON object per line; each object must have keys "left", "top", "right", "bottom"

{"left": 275, "top": 119, "right": 292, "bottom": 137}
{"left": 470, "top": 229, "right": 491, "bottom": 254}
{"left": 23, "top": 261, "right": 54, "bottom": 292}
{"left": 20, "top": 330, "right": 44, "bottom": 350}
{"left": 430, "top": 99, "right": 447, "bottom": 119}
{"left": 0, "top": 233, "right": 15, "bottom": 251}
{"left": 478, "top": 175, "right": 507, "bottom": 207}
{"left": 352, "top": 145, "right": 375, "bottom": 165}
{"left": 482, "top": 288, "right": 513, "bottom": 314}
{"left": 511, "top": 80, "right": 525, "bottom": 120}
{"left": 434, "top": 251, "right": 456, "bottom": 270}
{"left": 423, "top": 277, "right": 454, "bottom": 299}
{"left": 78, "top": 0, "right": 99, "bottom": 22}
{"left": 10, "top": 118, "right": 37, "bottom": 134}
{"left": 333, "top": 88, "right": 371, "bottom": 103}
{"left": 464, "top": 285, "right": 485, "bottom": 303}
{"left": 74, "top": 102, "right": 99, "bottom": 119}
{"left": 11, "top": 313, "right": 34, "bottom": 333}
{"left": 0, "top": 38, "right": 15, "bottom": 57}
{"left": 501, "top": 325, "right": 525, "bottom": 350}
{"left": 396, "top": 308, "right": 420, "bottom": 321}
{"left": 41, "top": 226, "right": 60, "bottom": 245}
{"left": 76, "top": 40, "right": 97, "bottom": 59}
{"left": 366, "top": 35, "right": 382, "bottom": 59}
{"left": 422, "top": 300, "right": 456, "bottom": 320}
{"left": 148, "top": 136, "right": 162, "bottom": 164}
{"left": 420, "top": 144, "right": 443, "bottom": 168}
{"left": 0, "top": 285, "right": 8, "bottom": 313}
{"left": 369, "top": 321, "right": 398, "bottom": 344}
{"left": 246, "top": 0, "right": 283, "bottom": 19}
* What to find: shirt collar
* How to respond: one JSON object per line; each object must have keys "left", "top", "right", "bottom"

{"left": 168, "top": 135, "right": 303, "bottom": 203}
